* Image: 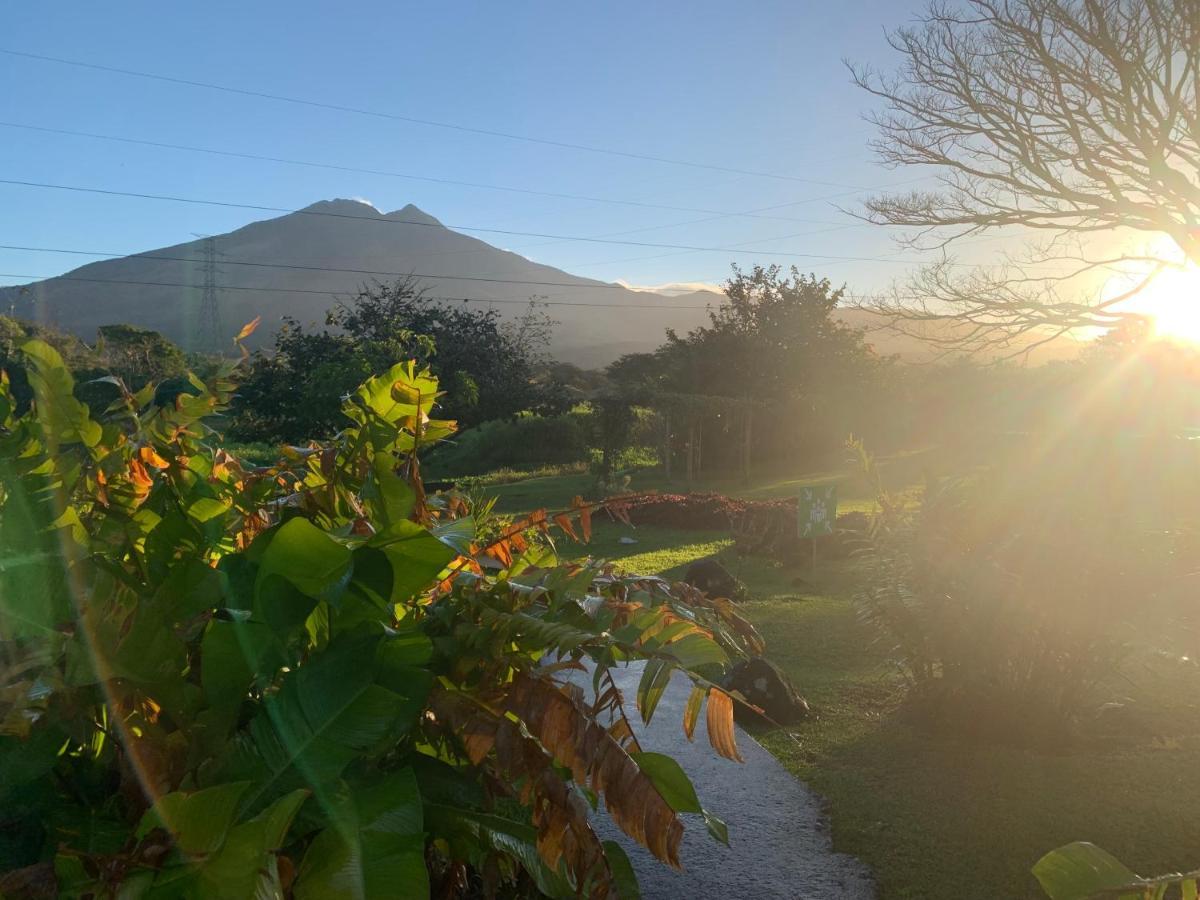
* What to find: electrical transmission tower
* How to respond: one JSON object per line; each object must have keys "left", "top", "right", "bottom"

{"left": 193, "top": 234, "right": 224, "bottom": 353}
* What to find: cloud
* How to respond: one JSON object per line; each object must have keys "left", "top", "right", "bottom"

{"left": 349, "top": 197, "right": 380, "bottom": 211}
{"left": 615, "top": 279, "right": 724, "bottom": 297}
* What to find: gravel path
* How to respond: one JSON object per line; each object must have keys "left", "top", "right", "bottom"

{"left": 588, "top": 662, "right": 876, "bottom": 900}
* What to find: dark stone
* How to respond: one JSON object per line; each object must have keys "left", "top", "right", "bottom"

{"left": 724, "top": 657, "right": 810, "bottom": 725}
{"left": 683, "top": 557, "right": 744, "bottom": 601}
{"left": 835, "top": 510, "right": 870, "bottom": 532}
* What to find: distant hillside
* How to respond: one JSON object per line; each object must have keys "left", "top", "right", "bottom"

{"left": 0, "top": 200, "right": 717, "bottom": 368}
{"left": 0, "top": 199, "right": 1078, "bottom": 367}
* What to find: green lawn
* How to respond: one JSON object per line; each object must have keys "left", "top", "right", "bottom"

{"left": 482, "top": 462, "right": 1200, "bottom": 900}
{"left": 487, "top": 447, "right": 934, "bottom": 516}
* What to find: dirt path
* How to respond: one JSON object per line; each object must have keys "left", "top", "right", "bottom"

{"left": 592, "top": 663, "right": 875, "bottom": 900}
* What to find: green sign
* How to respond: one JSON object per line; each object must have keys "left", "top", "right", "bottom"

{"left": 798, "top": 485, "right": 837, "bottom": 538}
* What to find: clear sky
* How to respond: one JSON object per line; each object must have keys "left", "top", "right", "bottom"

{"left": 1, "top": 1, "right": 952, "bottom": 300}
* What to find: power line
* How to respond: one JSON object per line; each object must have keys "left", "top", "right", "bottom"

{"left": 0, "top": 271, "right": 719, "bottom": 310}
{"left": 0, "top": 178, "right": 1028, "bottom": 268}
{"left": 0, "top": 242, "right": 857, "bottom": 289}
{"left": 0, "top": 121, "right": 885, "bottom": 224}
{"left": 0, "top": 47, "right": 881, "bottom": 188}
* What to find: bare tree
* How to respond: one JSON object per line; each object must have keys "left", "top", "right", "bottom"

{"left": 849, "top": 0, "right": 1199, "bottom": 353}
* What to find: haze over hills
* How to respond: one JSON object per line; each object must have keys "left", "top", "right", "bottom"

{"left": 0, "top": 199, "right": 1076, "bottom": 367}
{"left": 0, "top": 199, "right": 723, "bottom": 368}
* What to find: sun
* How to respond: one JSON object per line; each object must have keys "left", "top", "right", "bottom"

{"left": 1105, "top": 259, "right": 1200, "bottom": 344}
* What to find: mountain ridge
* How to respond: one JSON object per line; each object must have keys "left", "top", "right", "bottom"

{"left": 0, "top": 200, "right": 716, "bottom": 367}
{"left": 0, "top": 200, "right": 1076, "bottom": 367}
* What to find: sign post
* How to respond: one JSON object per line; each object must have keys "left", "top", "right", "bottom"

{"left": 797, "top": 484, "right": 837, "bottom": 569}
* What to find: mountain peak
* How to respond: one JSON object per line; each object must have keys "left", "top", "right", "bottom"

{"left": 385, "top": 204, "right": 443, "bottom": 227}
{"left": 298, "top": 198, "right": 382, "bottom": 217}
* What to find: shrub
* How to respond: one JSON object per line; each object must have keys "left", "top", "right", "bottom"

{"left": 0, "top": 342, "right": 762, "bottom": 898}
{"left": 451, "top": 460, "right": 590, "bottom": 490}
{"left": 851, "top": 439, "right": 1128, "bottom": 737}
{"left": 427, "top": 411, "right": 590, "bottom": 476}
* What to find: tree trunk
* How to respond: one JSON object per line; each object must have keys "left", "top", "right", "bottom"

{"left": 686, "top": 420, "right": 695, "bottom": 486}
{"left": 662, "top": 409, "right": 672, "bottom": 481}
{"left": 742, "top": 404, "right": 753, "bottom": 486}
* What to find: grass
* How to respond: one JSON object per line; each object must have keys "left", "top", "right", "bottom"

{"left": 486, "top": 460, "right": 1200, "bottom": 900}
{"left": 752, "top": 584, "right": 1200, "bottom": 900}
{"left": 487, "top": 447, "right": 933, "bottom": 516}
{"left": 451, "top": 461, "right": 590, "bottom": 488}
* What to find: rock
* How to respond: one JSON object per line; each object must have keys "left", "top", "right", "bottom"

{"left": 683, "top": 557, "right": 745, "bottom": 601}
{"left": 724, "top": 657, "right": 810, "bottom": 725}
{"left": 836, "top": 510, "right": 871, "bottom": 533}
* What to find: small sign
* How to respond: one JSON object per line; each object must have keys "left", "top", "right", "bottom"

{"left": 798, "top": 485, "right": 837, "bottom": 538}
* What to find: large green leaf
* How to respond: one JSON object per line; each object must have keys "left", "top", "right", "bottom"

{"left": 213, "top": 631, "right": 427, "bottom": 814}
{"left": 111, "top": 600, "right": 189, "bottom": 688}
{"left": 603, "top": 841, "right": 641, "bottom": 900}
{"left": 362, "top": 453, "right": 415, "bottom": 526}
{"left": 630, "top": 752, "right": 727, "bottom": 845}
{"left": 635, "top": 659, "right": 673, "bottom": 725}
{"left": 137, "top": 782, "right": 251, "bottom": 856}
{"left": 295, "top": 769, "right": 427, "bottom": 900}
{"left": 629, "top": 752, "right": 700, "bottom": 813}
{"left": 200, "top": 619, "right": 259, "bottom": 723}
{"left": 0, "top": 460, "right": 74, "bottom": 635}
{"left": 368, "top": 520, "right": 455, "bottom": 602}
{"left": 1032, "top": 842, "right": 1142, "bottom": 900}
{"left": 662, "top": 633, "right": 729, "bottom": 671}
{"left": 258, "top": 518, "right": 353, "bottom": 602}
{"left": 0, "top": 728, "right": 66, "bottom": 803}
{"left": 351, "top": 361, "right": 439, "bottom": 427}
{"left": 20, "top": 339, "right": 101, "bottom": 449}
{"left": 141, "top": 789, "right": 309, "bottom": 900}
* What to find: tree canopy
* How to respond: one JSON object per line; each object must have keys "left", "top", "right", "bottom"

{"left": 608, "top": 266, "right": 890, "bottom": 467}
{"left": 233, "top": 279, "right": 567, "bottom": 442}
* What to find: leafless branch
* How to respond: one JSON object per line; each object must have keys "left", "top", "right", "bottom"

{"left": 848, "top": 0, "right": 1200, "bottom": 348}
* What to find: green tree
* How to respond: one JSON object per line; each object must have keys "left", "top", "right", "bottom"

{"left": 234, "top": 279, "right": 565, "bottom": 442}
{"left": 93, "top": 323, "right": 187, "bottom": 388}
{"left": 610, "top": 266, "right": 887, "bottom": 472}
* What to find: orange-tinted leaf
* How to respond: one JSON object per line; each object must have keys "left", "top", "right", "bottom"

{"left": 491, "top": 540, "right": 513, "bottom": 568}
{"left": 553, "top": 513, "right": 579, "bottom": 542}
{"left": 128, "top": 458, "right": 153, "bottom": 496}
{"left": 705, "top": 688, "right": 742, "bottom": 762}
{"left": 683, "top": 685, "right": 705, "bottom": 742}
{"left": 234, "top": 316, "right": 261, "bottom": 341}
{"left": 138, "top": 445, "right": 169, "bottom": 469}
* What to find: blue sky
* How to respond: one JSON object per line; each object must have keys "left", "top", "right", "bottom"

{"left": 1, "top": 1, "right": 949, "bottom": 298}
